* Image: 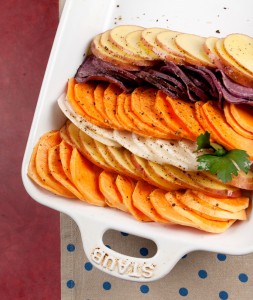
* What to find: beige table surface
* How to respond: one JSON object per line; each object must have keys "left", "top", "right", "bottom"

{"left": 59, "top": 1, "right": 253, "bottom": 299}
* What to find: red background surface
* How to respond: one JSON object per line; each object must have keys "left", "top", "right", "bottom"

{"left": 0, "top": 1, "right": 60, "bottom": 299}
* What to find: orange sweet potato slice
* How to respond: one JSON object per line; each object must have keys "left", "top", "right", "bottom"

{"left": 66, "top": 78, "right": 85, "bottom": 117}
{"left": 35, "top": 130, "right": 75, "bottom": 198}
{"left": 132, "top": 181, "right": 169, "bottom": 223}
{"left": 149, "top": 189, "right": 197, "bottom": 227}
{"left": 179, "top": 190, "right": 246, "bottom": 221}
{"left": 166, "top": 191, "right": 236, "bottom": 233}
{"left": 229, "top": 103, "right": 253, "bottom": 134}
{"left": 154, "top": 90, "right": 193, "bottom": 140}
{"left": 130, "top": 87, "right": 175, "bottom": 137}
{"left": 116, "top": 92, "right": 141, "bottom": 132}
{"left": 48, "top": 145, "right": 84, "bottom": 200}
{"left": 103, "top": 84, "right": 125, "bottom": 129}
{"left": 59, "top": 140, "right": 73, "bottom": 181}
{"left": 94, "top": 82, "right": 109, "bottom": 121}
{"left": 75, "top": 82, "right": 110, "bottom": 128}
{"left": 28, "top": 142, "right": 70, "bottom": 196}
{"left": 98, "top": 170, "right": 127, "bottom": 212}
{"left": 224, "top": 103, "right": 253, "bottom": 139}
{"left": 67, "top": 79, "right": 107, "bottom": 127}
{"left": 195, "top": 101, "right": 221, "bottom": 143}
{"left": 125, "top": 90, "right": 169, "bottom": 138}
{"left": 191, "top": 190, "right": 249, "bottom": 213}
{"left": 165, "top": 96, "right": 204, "bottom": 139}
{"left": 70, "top": 148, "right": 106, "bottom": 206}
{"left": 201, "top": 101, "right": 253, "bottom": 158}
{"left": 115, "top": 175, "right": 152, "bottom": 221}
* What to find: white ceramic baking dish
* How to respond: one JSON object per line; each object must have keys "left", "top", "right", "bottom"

{"left": 22, "top": 0, "right": 253, "bottom": 282}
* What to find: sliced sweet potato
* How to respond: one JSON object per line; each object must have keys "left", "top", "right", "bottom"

{"left": 116, "top": 93, "right": 140, "bottom": 132}
{"left": 179, "top": 190, "right": 246, "bottom": 221}
{"left": 103, "top": 84, "right": 125, "bottom": 129}
{"left": 149, "top": 189, "right": 197, "bottom": 227}
{"left": 115, "top": 175, "right": 152, "bottom": 221}
{"left": 75, "top": 82, "right": 110, "bottom": 128}
{"left": 35, "top": 131, "right": 75, "bottom": 198}
{"left": 66, "top": 78, "right": 85, "bottom": 117}
{"left": 194, "top": 101, "right": 222, "bottom": 143}
{"left": 132, "top": 181, "right": 169, "bottom": 223}
{"left": 191, "top": 190, "right": 249, "bottom": 213}
{"left": 202, "top": 101, "right": 253, "bottom": 158}
{"left": 166, "top": 191, "right": 236, "bottom": 233}
{"left": 98, "top": 170, "right": 127, "bottom": 211}
{"left": 229, "top": 103, "right": 253, "bottom": 134}
{"left": 125, "top": 90, "right": 169, "bottom": 138}
{"left": 224, "top": 103, "right": 253, "bottom": 139}
{"left": 94, "top": 82, "right": 109, "bottom": 121}
{"left": 165, "top": 96, "right": 204, "bottom": 138}
{"left": 48, "top": 145, "right": 84, "bottom": 200}
{"left": 130, "top": 87, "right": 175, "bottom": 137}
{"left": 28, "top": 142, "right": 69, "bottom": 196}
{"left": 59, "top": 140, "right": 73, "bottom": 181}
{"left": 70, "top": 148, "right": 106, "bottom": 206}
{"left": 154, "top": 90, "right": 192, "bottom": 140}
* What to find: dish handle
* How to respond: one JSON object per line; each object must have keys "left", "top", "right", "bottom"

{"left": 72, "top": 214, "right": 193, "bottom": 282}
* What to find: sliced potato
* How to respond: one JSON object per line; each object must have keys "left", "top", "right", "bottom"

{"left": 91, "top": 34, "right": 140, "bottom": 71}
{"left": 132, "top": 155, "right": 183, "bottom": 191}
{"left": 156, "top": 30, "right": 192, "bottom": 64}
{"left": 100, "top": 29, "right": 154, "bottom": 66}
{"left": 140, "top": 27, "right": 170, "bottom": 59}
{"left": 203, "top": 36, "right": 219, "bottom": 59}
{"left": 214, "top": 38, "right": 253, "bottom": 87}
{"left": 109, "top": 25, "right": 144, "bottom": 53}
{"left": 78, "top": 129, "right": 110, "bottom": 169}
{"left": 223, "top": 33, "right": 253, "bottom": 75}
{"left": 125, "top": 29, "right": 159, "bottom": 60}
{"left": 175, "top": 33, "right": 215, "bottom": 67}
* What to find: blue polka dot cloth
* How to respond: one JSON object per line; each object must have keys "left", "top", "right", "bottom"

{"left": 61, "top": 214, "right": 253, "bottom": 300}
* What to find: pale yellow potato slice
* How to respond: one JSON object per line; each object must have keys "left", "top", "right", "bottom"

{"left": 91, "top": 34, "right": 140, "bottom": 71}
{"left": 100, "top": 29, "right": 153, "bottom": 66}
{"left": 140, "top": 27, "right": 172, "bottom": 59}
{"left": 223, "top": 33, "right": 253, "bottom": 75}
{"left": 156, "top": 30, "right": 197, "bottom": 64}
{"left": 203, "top": 36, "right": 219, "bottom": 58}
{"left": 214, "top": 38, "right": 253, "bottom": 87}
{"left": 175, "top": 33, "right": 215, "bottom": 67}
{"left": 125, "top": 29, "right": 159, "bottom": 60}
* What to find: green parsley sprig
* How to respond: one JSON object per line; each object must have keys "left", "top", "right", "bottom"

{"left": 196, "top": 132, "right": 251, "bottom": 183}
